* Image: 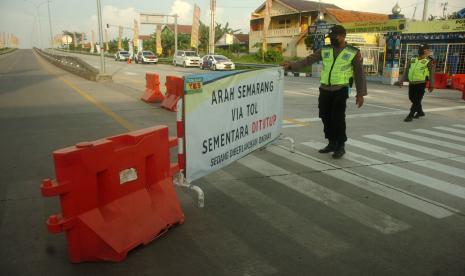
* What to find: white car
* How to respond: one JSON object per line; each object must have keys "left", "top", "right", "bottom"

{"left": 115, "top": 51, "right": 130, "bottom": 61}
{"left": 135, "top": 51, "right": 158, "bottom": 64}
{"left": 200, "top": 55, "right": 235, "bottom": 71}
{"left": 173, "top": 50, "right": 201, "bottom": 67}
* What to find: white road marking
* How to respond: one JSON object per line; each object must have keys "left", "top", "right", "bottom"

{"left": 206, "top": 170, "right": 350, "bottom": 258}
{"left": 453, "top": 124, "right": 465, "bottom": 129}
{"left": 347, "top": 138, "right": 465, "bottom": 180}
{"left": 266, "top": 146, "right": 454, "bottom": 218}
{"left": 413, "top": 129, "right": 465, "bottom": 142}
{"left": 302, "top": 141, "right": 465, "bottom": 200}
{"left": 124, "top": 71, "right": 137, "bottom": 75}
{"left": 364, "top": 134, "right": 461, "bottom": 160}
{"left": 285, "top": 106, "right": 465, "bottom": 127}
{"left": 434, "top": 126, "right": 465, "bottom": 135}
{"left": 182, "top": 209, "right": 278, "bottom": 275}
{"left": 391, "top": 131, "right": 465, "bottom": 152}
{"left": 237, "top": 155, "right": 411, "bottom": 234}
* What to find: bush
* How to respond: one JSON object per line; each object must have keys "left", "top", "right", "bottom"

{"left": 255, "top": 48, "right": 284, "bottom": 63}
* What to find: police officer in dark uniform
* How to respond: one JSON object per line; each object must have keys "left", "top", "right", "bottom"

{"left": 283, "top": 25, "right": 367, "bottom": 159}
{"left": 399, "top": 44, "right": 435, "bottom": 122}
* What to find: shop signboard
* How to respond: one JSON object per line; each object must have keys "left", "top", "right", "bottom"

{"left": 404, "top": 19, "right": 465, "bottom": 33}
{"left": 342, "top": 19, "right": 407, "bottom": 33}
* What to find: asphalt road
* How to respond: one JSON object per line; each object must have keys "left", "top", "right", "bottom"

{"left": 1, "top": 49, "right": 465, "bottom": 275}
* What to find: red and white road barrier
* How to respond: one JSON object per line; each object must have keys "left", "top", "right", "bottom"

{"left": 176, "top": 99, "right": 185, "bottom": 171}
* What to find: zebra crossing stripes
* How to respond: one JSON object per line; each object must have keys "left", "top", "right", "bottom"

{"left": 390, "top": 131, "right": 465, "bottom": 152}
{"left": 205, "top": 170, "right": 350, "bottom": 258}
{"left": 346, "top": 138, "right": 465, "bottom": 180}
{"left": 364, "top": 135, "right": 463, "bottom": 160}
{"left": 413, "top": 129, "right": 465, "bottom": 142}
{"left": 182, "top": 213, "right": 278, "bottom": 276}
{"left": 452, "top": 124, "right": 465, "bottom": 129}
{"left": 237, "top": 155, "right": 411, "bottom": 234}
{"left": 434, "top": 126, "right": 465, "bottom": 135}
{"left": 302, "top": 141, "right": 465, "bottom": 200}
{"left": 266, "top": 146, "right": 454, "bottom": 219}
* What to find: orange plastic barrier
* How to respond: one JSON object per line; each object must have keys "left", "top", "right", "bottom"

{"left": 451, "top": 74, "right": 465, "bottom": 90}
{"left": 433, "top": 73, "right": 448, "bottom": 89}
{"left": 41, "top": 126, "right": 184, "bottom": 263}
{"left": 161, "top": 76, "right": 183, "bottom": 112}
{"left": 141, "top": 73, "right": 164, "bottom": 103}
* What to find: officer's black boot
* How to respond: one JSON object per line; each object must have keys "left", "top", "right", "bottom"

{"left": 413, "top": 111, "right": 425, "bottom": 119}
{"left": 332, "top": 143, "right": 346, "bottom": 159}
{"left": 319, "top": 140, "right": 337, "bottom": 153}
{"left": 404, "top": 114, "right": 413, "bottom": 122}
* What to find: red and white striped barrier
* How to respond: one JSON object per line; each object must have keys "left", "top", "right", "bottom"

{"left": 176, "top": 99, "right": 185, "bottom": 171}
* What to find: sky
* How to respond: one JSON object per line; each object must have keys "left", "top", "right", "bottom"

{"left": 0, "top": 0, "right": 464, "bottom": 48}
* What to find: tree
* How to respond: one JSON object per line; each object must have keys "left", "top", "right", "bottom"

{"left": 62, "top": 31, "right": 84, "bottom": 50}
{"left": 198, "top": 21, "right": 209, "bottom": 54}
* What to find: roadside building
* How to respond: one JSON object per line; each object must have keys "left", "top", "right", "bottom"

{"left": 215, "top": 33, "right": 249, "bottom": 50}
{"left": 249, "top": 0, "right": 388, "bottom": 58}
{"left": 399, "top": 19, "right": 465, "bottom": 75}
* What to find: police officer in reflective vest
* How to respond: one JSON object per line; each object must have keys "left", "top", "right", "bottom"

{"left": 399, "top": 44, "right": 435, "bottom": 122}
{"left": 283, "top": 25, "right": 367, "bottom": 159}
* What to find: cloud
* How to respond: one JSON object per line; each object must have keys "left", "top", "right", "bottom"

{"left": 88, "top": 5, "right": 139, "bottom": 40}
{"left": 170, "top": 0, "right": 193, "bottom": 25}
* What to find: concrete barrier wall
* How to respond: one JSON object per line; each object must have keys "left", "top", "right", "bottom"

{"left": 33, "top": 48, "right": 106, "bottom": 81}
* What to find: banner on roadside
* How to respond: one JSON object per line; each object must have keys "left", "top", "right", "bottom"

{"left": 184, "top": 68, "right": 284, "bottom": 182}
{"left": 191, "top": 4, "right": 201, "bottom": 49}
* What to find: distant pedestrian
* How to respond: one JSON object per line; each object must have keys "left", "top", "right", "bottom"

{"left": 399, "top": 44, "right": 435, "bottom": 122}
{"left": 282, "top": 25, "right": 367, "bottom": 159}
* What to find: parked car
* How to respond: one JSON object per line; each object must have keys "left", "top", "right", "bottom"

{"left": 173, "top": 50, "right": 201, "bottom": 67}
{"left": 199, "top": 55, "right": 235, "bottom": 71}
{"left": 135, "top": 51, "right": 158, "bottom": 64}
{"left": 115, "top": 51, "right": 130, "bottom": 61}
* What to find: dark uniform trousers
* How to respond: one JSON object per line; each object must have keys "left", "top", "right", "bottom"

{"left": 318, "top": 87, "right": 349, "bottom": 144}
{"left": 408, "top": 83, "right": 426, "bottom": 116}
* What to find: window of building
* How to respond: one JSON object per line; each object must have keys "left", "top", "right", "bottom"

{"left": 277, "top": 18, "right": 291, "bottom": 29}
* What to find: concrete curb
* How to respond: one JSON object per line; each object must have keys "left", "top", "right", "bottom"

{"left": 34, "top": 48, "right": 111, "bottom": 82}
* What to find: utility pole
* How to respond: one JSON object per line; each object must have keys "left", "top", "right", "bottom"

{"left": 96, "top": 0, "right": 106, "bottom": 74}
{"left": 209, "top": 0, "right": 216, "bottom": 54}
{"left": 422, "top": 0, "right": 429, "bottom": 21}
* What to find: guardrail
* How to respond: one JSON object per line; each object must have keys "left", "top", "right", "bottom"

{"left": 235, "top": 63, "right": 278, "bottom": 69}
{"left": 34, "top": 47, "right": 111, "bottom": 82}
{"left": 53, "top": 48, "right": 114, "bottom": 58}
{"left": 0, "top": 48, "right": 17, "bottom": 55}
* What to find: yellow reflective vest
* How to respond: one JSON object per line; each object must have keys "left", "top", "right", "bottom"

{"left": 320, "top": 45, "right": 358, "bottom": 86}
{"left": 408, "top": 57, "right": 430, "bottom": 82}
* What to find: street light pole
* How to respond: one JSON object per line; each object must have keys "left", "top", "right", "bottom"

{"left": 47, "top": 0, "right": 53, "bottom": 48}
{"left": 96, "top": 0, "right": 106, "bottom": 74}
{"left": 24, "top": 0, "right": 48, "bottom": 48}
{"left": 422, "top": 0, "right": 429, "bottom": 21}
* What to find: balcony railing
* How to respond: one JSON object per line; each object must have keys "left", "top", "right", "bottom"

{"left": 250, "top": 27, "right": 301, "bottom": 39}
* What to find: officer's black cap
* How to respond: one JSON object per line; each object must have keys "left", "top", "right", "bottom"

{"left": 418, "top": 44, "right": 430, "bottom": 52}
{"left": 327, "top": 25, "right": 346, "bottom": 37}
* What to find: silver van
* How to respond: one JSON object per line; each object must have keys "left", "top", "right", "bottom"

{"left": 173, "top": 50, "right": 201, "bottom": 67}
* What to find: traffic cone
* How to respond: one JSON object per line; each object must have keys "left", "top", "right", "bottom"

{"left": 127, "top": 58, "right": 132, "bottom": 64}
